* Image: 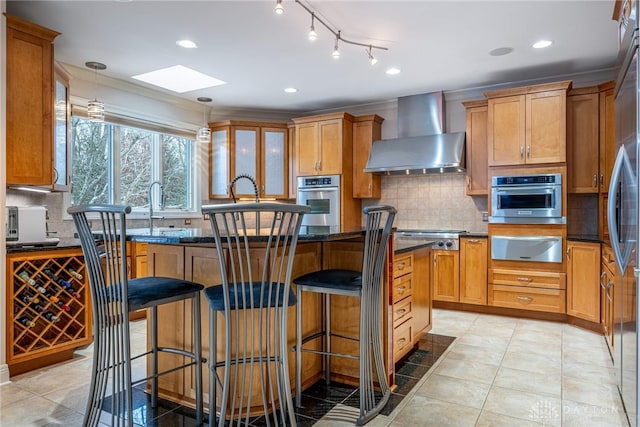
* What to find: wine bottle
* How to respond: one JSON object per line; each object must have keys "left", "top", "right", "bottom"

{"left": 43, "top": 311, "right": 60, "bottom": 322}
{"left": 55, "top": 300, "right": 71, "bottom": 312}
{"left": 17, "top": 316, "right": 36, "bottom": 328}
{"left": 68, "top": 268, "right": 83, "bottom": 280}
{"left": 29, "top": 302, "right": 47, "bottom": 313}
{"left": 20, "top": 293, "right": 40, "bottom": 304}
{"left": 43, "top": 269, "right": 81, "bottom": 298}
{"left": 18, "top": 271, "right": 46, "bottom": 294}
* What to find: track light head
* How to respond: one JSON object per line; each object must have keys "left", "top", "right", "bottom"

{"left": 368, "top": 46, "right": 378, "bottom": 65}
{"left": 332, "top": 33, "right": 340, "bottom": 59}
{"left": 275, "top": 0, "right": 284, "bottom": 15}
{"left": 308, "top": 14, "right": 317, "bottom": 41}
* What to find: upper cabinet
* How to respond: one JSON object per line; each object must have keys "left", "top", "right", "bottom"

{"left": 485, "top": 81, "right": 571, "bottom": 166}
{"left": 462, "top": 100, "right": 488, "bottom": 195}
{"left": 599, "top": 81, "right": 616, "bottom": 194}
{"left": 53, "top": 63, "right": 72, "bottom": 191}
{"left": 292, "top": 112, "right": 354, "bottom": 177}
{"left": 209, "top": 121, "right": 289, "bottom": 199}
{"left": 352, "top": 115, "right": 383, "bottom": 198}
{"left": 6, "top": 14, "right": 62, "bottom": 188}
{"left": 567, "top": 86, "right": 600, "bottom": 193}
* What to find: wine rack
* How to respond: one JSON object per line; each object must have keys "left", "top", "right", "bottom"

{"left": 6, "top": 248, "right": 92, "bottom": 375}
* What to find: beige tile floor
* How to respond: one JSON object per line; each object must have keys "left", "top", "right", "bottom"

{"left": 0, "top": 309, "right": 632, "bottom": 426}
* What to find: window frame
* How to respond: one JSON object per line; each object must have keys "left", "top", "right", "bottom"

{"left": 64, "top": 113, "right": 202, "bottom": 220}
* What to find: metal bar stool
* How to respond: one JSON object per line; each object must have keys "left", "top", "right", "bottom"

{"left": 202, "top": 203, "right": 309, "bottom": 427}
{"left": 69, "top": 204, "right": 204, "bottom": 427}
{"left": 293, "top": 205, "right": 396, "bottom": 426}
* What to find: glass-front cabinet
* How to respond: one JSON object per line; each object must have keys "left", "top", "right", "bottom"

{"left": 53, "top": 63, "right": 71, "bottom": 191}
{"left": 209, "top": 121, "right": 288, "bottom": 199}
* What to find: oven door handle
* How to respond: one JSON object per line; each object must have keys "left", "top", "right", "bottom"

{"left": 297, "top": 187, "right": 339, "bottom": 193}
{"left": 492, "top": 235, "right": 560, "bottom": 243}
{"left": 494, "top": 186, "right": 555, "bottom": 193}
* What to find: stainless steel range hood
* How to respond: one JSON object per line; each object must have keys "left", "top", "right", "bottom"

{"left": 364, "top": 92, "right": 466, "bottom": 175}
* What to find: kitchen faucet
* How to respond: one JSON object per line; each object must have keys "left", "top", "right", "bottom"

{"left": 228, "top": 174, "right": 260, "bottom": 232}
{"left": 148, "top": 180, "right": 165, "bottom": 231}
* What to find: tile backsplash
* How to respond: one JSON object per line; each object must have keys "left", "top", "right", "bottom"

{"left": 363, "top": 174, "right": 489, "bottom": 232}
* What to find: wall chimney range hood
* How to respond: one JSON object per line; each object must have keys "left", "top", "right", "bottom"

{"left": 364, "top": 92, "right": 466, "bottom": 175}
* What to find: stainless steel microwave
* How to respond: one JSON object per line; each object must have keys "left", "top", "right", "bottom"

{"left": 489, "top": 173, "right": 565, "bottom": 224}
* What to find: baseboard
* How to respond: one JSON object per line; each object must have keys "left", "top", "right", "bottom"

{"left": 0, "top": 363, "right": 11, "bottom": 386}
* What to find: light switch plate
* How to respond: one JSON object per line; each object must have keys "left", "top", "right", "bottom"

{"left": 482, "top": 211, "right": 488, "bottom": 222}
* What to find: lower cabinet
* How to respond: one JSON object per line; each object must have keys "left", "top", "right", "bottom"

{"left": 459, "top": 237, "right": 488, "bottom": 305}
{"left": 488, "top": 268, "right": 566, "bottom": 313}
{"left": 601, "top": 245, "right": 617, "bottom": 357}
{"left": 393, "top": 247, "right": 432, "bottom": 363}
{"left": 432, "top": 250, "right": 460, "bottom": 302}
{"left": 566, "top": 241, "right": 601, "bottom": 323}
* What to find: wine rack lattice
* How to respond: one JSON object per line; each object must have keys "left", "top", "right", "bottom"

{"left": 7, "top": 249, "right": 92, "bottom": 370}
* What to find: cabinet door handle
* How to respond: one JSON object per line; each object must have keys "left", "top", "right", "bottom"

{"left": 395, "top": 308, "right": 408, "bottom": 318}
{"left": 593, "top": 174, "right": 598, "bottom": 188}
{"left": 520, "top": 146, "right": 524, "bottom": 159}
{"left": 517, "top": 277, "right": 532, "bottom": 282}
{"left": 607, "top": 280, "right": 614, "bottom": 290}
{"left": 517, "top": 295, "right": 533, "bottom": 303}
{"left": 468, "top": 239, "right": 480, "bottom": 244}
{"left": 368, "top": 183, "right": 371, "bottom": 192}
{"left": 396, "top": 286, "right": 407, "bottom": 294}
{"left": 396, "top": 337, "right": 407, "bottom": 346}
{"left": 600, "top": 174, "right": 604, "bottom": 187}
{"left": 527, "top": 145, "right": 531, "bottom": 158}
{"left": 318, "top": 160, "right": 321, "bottom": 171}
{"left": 396, "top": 262, "right": 406, "bottom": 270}
{"left": 566, "top": 248, "right": 570, "bottom": 259}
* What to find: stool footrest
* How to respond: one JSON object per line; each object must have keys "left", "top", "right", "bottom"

{"left": 131, "top": 359, "right": 198, "bottom": 387}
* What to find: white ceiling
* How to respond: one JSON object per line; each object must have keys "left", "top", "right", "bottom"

{"left": 6, "top": 0, "right": 621, "bottom": 113}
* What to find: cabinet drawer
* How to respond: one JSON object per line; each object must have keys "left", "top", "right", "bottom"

{"left": 393, "top": 254, "right": 413, "bottom": 278}
{"left": 393, "top": 319, "right": 413, "bottom": 361}
{"left": 489, "top": 269, "right": 566, "bottom": 290}
{"left": 489, "top": 284, "right": 566, "bottom": 313}
{"left": 392, "top": 274, "right": 413, "bottom": 303}
{"left": 393, "top": 296, "right": 413, "bottom": 328}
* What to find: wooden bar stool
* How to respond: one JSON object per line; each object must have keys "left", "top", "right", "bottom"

{"left": 202, "top": 202, "right": 309, "bottom": 427}
{"left": 69, "top": 204, "right": 204, "bottom": 427}
{"left": 293, "top": 205, "right": 396, "bottom": 426}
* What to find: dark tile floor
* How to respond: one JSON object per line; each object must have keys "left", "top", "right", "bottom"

{"left": 106, "top": 333, "right": 456, "bottom": 426}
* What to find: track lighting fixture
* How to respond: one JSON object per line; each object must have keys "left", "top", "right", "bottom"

{"left": 368, "top": 45, "right": 378, "bottom": 65}
{"left": 332, "top": 32, "right": 340, "bottom": 59}
{"left": 284, "top": 0, "right": 388, "bottom": 64}
{"left": 308, "top": 13, "right": 317, "bottom": 41}
{"left": 274, "top": 0, "right": 284, "bottom": 15}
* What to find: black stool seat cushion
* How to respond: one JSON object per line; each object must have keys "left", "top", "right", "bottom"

{"left": 294, "top": 269, "right": 362, "bottom": 291}
{"left": 126, "top": 276, "right": 204, "bottom": 311}
{"left": 204, "top": 282, "right": 297, "bottom": 311}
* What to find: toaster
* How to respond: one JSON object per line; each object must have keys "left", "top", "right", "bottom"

{"left": 6, "top": 206, "right": 59, "bottom": 247}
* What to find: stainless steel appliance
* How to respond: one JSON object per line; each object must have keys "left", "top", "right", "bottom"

{"left": 297, "top": 175, "right": 340, "bottom": 227}
{"left": 5, "top": 206, "right": 59, "bottom": 247}
{"left": 608, "top": 4, "right": 639, "bottom": 424}
{"left": 394, "top": 230, "right": 464, "bottom": 250}
{"left": 491, "top": 235, "right": 563, "bottom": 263}
{"left": 489, "top": 173, "right": 564, "bottom": 224}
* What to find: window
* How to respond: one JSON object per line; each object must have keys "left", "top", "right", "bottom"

{"left": 71, "top": 116, "right": 197, "bottom": 216}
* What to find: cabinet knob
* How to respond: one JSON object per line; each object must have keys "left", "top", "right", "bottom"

{"left": 396, "top": 286, "right": 407, "bottom": 294}
{"left": 397, "top": 262, "right": 406, "bottom": 270}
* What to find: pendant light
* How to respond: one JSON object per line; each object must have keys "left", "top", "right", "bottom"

{"left": 196, "top": 97, "right": 212, "bottom": 143}
{"left": 85, "top": 61, "right": 106, "bottom": 122}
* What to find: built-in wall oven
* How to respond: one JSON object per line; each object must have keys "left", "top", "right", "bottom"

{"left": 490, "top": 173, "right": 564, "bottom": 224}
{"left": 297, "top": 175, "right": 340, "bottom": 227}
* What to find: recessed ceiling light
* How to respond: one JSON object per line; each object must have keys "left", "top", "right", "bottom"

{"left": 385, "top": 67, "right": 401, "bottom": 75}
{"left": 284, "top": 87, "right": 297, "bottom": 93}
{"left": 132, "top": 65, "right": 226, "bottom": 93}
{"left": 176, "top": 39, "right": 197, "bottom": 49}
{"left": 489, "top": 47, "right": 514, "bottom": 56}
{"left": 533, "top": 40, "right": 552, "bottom": 49}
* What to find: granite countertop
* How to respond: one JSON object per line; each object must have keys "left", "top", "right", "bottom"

{"left": 567, "top": 234, "right": 602, "bottom": 243}
{"left": 6, "top": 238, "right": 82, "bottom": 254}
{"left": 394, "top": 238, "right": 435, "bottom": 254}
{"left": 462, "top": 231, "right": 488, "bottom": 238}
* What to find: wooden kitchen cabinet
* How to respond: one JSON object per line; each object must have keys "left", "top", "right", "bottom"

{"left": 485, "top": 81, "right": 571, "bottom": 166}
{"left": 599, "top": 81, "right": 616, "bottom": 193}
{"left": 411, "top": 247, "right": 432, "bottom": 339}
{"left": 601, "top": 244, "right": 617, "bottom": 357}
{"left": 432, "top": 250, "right": 460, "bottom": 303}
{"left": 6, "top": 14, "right": 61, "bottom": 187}
{"left": 292, "top": 112, "right": 354, "bottom": 177}
{"left": 459, "top": 237, "right": 488, "bottom": 305}
{"left": 288, "top": 122, "right": 297, "bottom": 199}
{"left": 392, "top": 252, "right": 414, "bottom": 361}
{"left": 488, "top": 268, "right": 566, "bottom": 313}
{"left": 6, "top": 248, "right": 92, "bottom": 375}
{"left": 352, "top": 115, "right": 383, "bottom": 198}
{"left": 209, "top": 121, "right": 289, "bottom": 199}
{"left": 567, "top": 87, "right": 600, "bottom": 193}
{"left": 462, "top": 100, "right": 489, "bottom": 195}
{"left": 566, "top": 241, "right": 601, "bottom": 323}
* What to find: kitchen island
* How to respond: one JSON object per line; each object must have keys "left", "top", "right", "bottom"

{"left": 120, "top": 226, "right": 433, "bottom": 412}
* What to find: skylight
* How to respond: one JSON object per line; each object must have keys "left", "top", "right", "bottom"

{"left": 132, "top": 65, "right": 226, "bottom": 93}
